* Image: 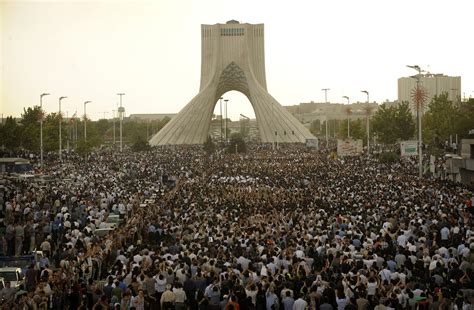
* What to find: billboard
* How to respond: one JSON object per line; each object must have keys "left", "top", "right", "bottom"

{"left": 400, "top": 141, "right": 418, "bottom": 156}
{"left": 337, "top": 139, "right": 363, "bottom": 156}
{"left": 306, "top": 138, "right": 319, "bottom": 148}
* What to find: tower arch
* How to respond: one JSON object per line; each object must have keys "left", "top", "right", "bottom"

{"left": 149, "top": 21, "right": 315, "bottom": 145}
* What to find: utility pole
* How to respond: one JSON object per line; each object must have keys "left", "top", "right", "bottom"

{"left": 117, "top": 93, "right": 125, "bottom": 152}
{"left": 342, "top": 96, "right": 350, "bottom": 138}
{"left": 219, "top": 97, "right": 223, "bottom": 143}
{"left": 112, "top": 109, "right": 116, "bottom": 145}
{"left": 322, "top": 88, "right": 330, "bottom": 147}
{"left": 224, "top": 99, "right": 229, "bottom": 142}
{"left": 407, "top": 65, "right": 426, "bottom": 178}
{"left": 40, "top": 93, "right": 50, "bottom": 170}
{"left": 361, "top": 90, "right": 370, "bottom": 155}
{"left": 58, "top": 96, "right": 67, "bottom": 162}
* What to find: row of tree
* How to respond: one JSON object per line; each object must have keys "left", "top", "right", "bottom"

{"left": 310, "top": 94, "right": 474, "bottom": 147}
{"left": 0, "top": 106, "right": 170, "bottom": 153}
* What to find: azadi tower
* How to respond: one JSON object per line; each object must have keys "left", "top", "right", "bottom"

{"left": 149, "top": 20, "right": 315, "bottom": 145}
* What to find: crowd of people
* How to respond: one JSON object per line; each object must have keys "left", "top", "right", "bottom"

{"left": 0, "top": 144, "right": 473, "bottom": 310}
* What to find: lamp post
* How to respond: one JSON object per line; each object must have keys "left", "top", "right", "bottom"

{"left": 342, "top": 96, "right": 350, "bottom": 138}
{"left": 84, "top": 101, "right": 91, "bottom": 141}
{"left": 219, "top": 97, "right": 223, "bottom": 143}
{"left": 322, "top": 88, "right": 330, "bottom": 147}
{"left": 112, "top": 109, "right": 116, "bottom": 145}
{"left": 58, "top": 96, "right": 67, "bottom": 162}
{"left": 240, "top": 114, "right": 249, "bottom": 138}
{"left": 117, "top": 93, "right": 125, "bottom": 152}
{"left": 361, "top": 90, "right": 370, "bottom": 154}
{"left": 407, "top": 65, "right": 426, "bottom": 178}
{"left": 39, "top": 93, "right": 50, "bottom": 170}
{"left": 224, "top": 99, "right": 229, "bottom": 142}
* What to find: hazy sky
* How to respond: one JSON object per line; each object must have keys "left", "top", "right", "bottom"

{"left": 1, "top": 0, "right": 473, "bottom": 121}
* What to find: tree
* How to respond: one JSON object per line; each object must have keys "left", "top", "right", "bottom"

{"left": 227, "top": 132, "right": 246, "bottom": 154}
{"left": 455, "top": 98, "right": 474, "bottom": 139}
{"left": 372, "top": 102, "right": 415, "bottom": 144}
{"left": 309, "top": 120, "right": 321, "bottom": 136}
{"left": 338, "top": 119, "right": 365, "bottom": 141}
{"left": 423, "top": 93, "right": 460, "bottom": 148}
{"left": 131, "top": 136, "right": 151, "bottom": 152}
{"left": 19, "top": 106, "right": 42, "bottom": 151}
{"left": 76, "top": 139, "right": 94, "bottom": 157}
{"left": 395, "top": 101, "right": 415, "bottom": 141}
{"left": 0, "top": 117, "right": 21, "bottom": 149}
{"left": 203, "top": 136, "right": 216, "bottom": 154}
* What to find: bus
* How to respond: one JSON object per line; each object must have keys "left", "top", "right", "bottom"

{"left": 0, "top": 158, "right": 33, "bottom": 174}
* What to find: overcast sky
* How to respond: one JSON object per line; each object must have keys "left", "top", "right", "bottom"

{"left": 1, "top": 0, "right": 473, "bottom": 121}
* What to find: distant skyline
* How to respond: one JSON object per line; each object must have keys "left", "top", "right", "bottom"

{"left": 1, "top": 0, "right": 473, "bottom": 121}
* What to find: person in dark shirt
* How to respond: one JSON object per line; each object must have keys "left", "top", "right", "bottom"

{"left": 25, "top": 263, "right": 38, "bottom": 292}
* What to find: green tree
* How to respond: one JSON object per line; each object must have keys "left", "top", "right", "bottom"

{"left": 76, "top": 138, "right": 94, "bottom": 157}
{"left": 309, "top": 120, "right": 321, "bottom": 136}
{"left": 372, "top": 102, "right": 415, "bottom": 144}
{"left": 0, "top": 117, "right": 21, "bottom": 149}
{"left": 423, "top": 93, "right": 459, "bottom": 148}
{"left": 227, "top": 132, "right": 246, "bottom": 154}
{"left": 455, "top": 98, "right": 474, "bottom": 139}
{"left": 131, "top": 135, "right": 151, "bottom": 152}
{"left": 395, "top": 101, "right": 415, "bottom": 141}
{"left": 19, "top": 106, "right": 42, "bottom": 151}
{"left": 338, "top": 119, "right": 365, "bottom": 141}
{"left": 203, "top": 136, "right": 216, "bottom": 154}
{"left": 94, "top": 119, "right": 110, "bottom": 138}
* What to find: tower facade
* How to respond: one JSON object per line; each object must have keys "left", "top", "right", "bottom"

{"left": 149, "top": 21, "right": 315, "bottom": 145}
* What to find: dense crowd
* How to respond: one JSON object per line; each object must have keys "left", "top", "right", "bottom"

{"left": 0, "top": 144, "right": 473, "bottom": 310}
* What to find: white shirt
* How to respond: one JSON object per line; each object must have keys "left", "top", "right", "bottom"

{"left": 440, "top": 227, "right": 450, "bottom": 240}
{"left": 293, "top": 298, "right": 308, "bottom": 310}
{"left": 173, "top": 288, "right": 187, "bottom": 303}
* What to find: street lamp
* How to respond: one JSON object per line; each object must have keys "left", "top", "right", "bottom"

{"left": 112, "top": 109, "right": 116, "bottom": 145}
{"left": 58, "top": 96, "right": 67, "bottom": 162}
{"left": 240, "top": 114, "right": 249, "bottom": 138}
{"left": 361, "top": 90, "right": 370, "bottom": 154}
{"left": 219, "top": 97, "right": 223, "bottom": 142}
{"left": 84, "top": 101, "right": 91, "bottom": 141}
{"left": 407, "top": 65, "right": 426, "bottom": 178}
{"left": 322, "top": 88, "right": 330, "bottom": 147}
{"left": 342, "top": 96, "right": 350, "bottom": 138}
{"left": 39, "top": 93, "right": 50, "bottom": 170}
{"left": 117, "top": 93, "right": 125, "bottom": 152}
{"left": 224, "top": 99, "right": 229, "bottom": 142}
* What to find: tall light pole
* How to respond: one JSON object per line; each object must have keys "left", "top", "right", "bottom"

{"left": 219, "top": 97, "right": 223, "bottom": 143}
{"left": 84, "top": 101, "right": 91, "bottom": 141}
{"left": 117, "top": 93, "right": 125, "bottom": 152}
{"left": 407, "top": 65, "right": 426, "bottom": 178}
{"left": 224, "top": 99, "right": 229, "bottom": 142}
{"left": 58, "top": 96, "right": 67, "bottom": 162}
{"left": 361, "top": 90, "right": 370, "bottom": 154}
{"left": 342, "top": 96, "right": 350, "bottom": 138}
{"left": 322, "top": 88, "right": 330, "bottom": 146}
{"left": 112, "top": 109, "right": 116, "bottom": 145}
{"left": 39, "top": 93, "right": 50, "bottom": 170}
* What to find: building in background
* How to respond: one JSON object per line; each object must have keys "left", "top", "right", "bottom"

{"left": 128, "top": 113, "right": 176, "bottom": 122}
{"left": 398, "top": 73, "right": 461, "bottom": 114}
{"left": 285, "top": 101, "right": 379, "bottom": 127}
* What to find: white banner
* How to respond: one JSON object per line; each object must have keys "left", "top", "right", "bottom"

{"left": 337, "top": 139, "right": 363, "bottom": 156}
{"left": 400, "top": 141, "right": 418, "bottom": 156}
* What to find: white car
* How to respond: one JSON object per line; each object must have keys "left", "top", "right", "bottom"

{"left": 0, "top": 267, "right": 23, "bottom": 288}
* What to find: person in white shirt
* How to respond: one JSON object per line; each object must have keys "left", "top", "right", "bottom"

{"left": 293, "top": 297, "right": 308, "bottom": 310}
{"left": 172, "top": 282, "right": 187, "bottom": 310}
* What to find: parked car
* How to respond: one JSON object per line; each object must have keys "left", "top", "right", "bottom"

{"left": 0, "top": 267, "right": 23, "bottom": 288}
